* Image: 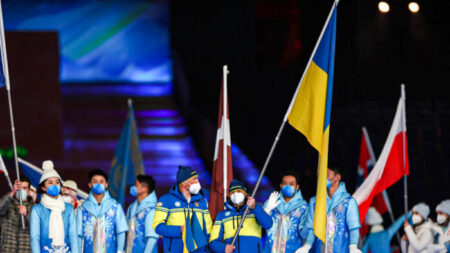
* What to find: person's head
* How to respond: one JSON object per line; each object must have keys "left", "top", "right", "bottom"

{"left": 436, "top": 199, "right": 450, "bottom": 225}
{"left": 279, "top": 170, "right": 300, "bottom": 198}
{"left": 37, "top": 160, "right": 62, "bottom": 198}
{"left": 135, "top": 175, "right": 155, "bottom": 197}
{"left": 327, "top": 163, "right": 344, "bottom": 189}
{"left": 88, "top": 169, "right": 108, "bottom": 195}
{"left": 62, "top": 180, "right": 78, "bottom": 204}
{"left": 412, "top": 202, "right": 430, "bottom": 225}
{"left": 15, "top": 175, "right": 31, "bottom": 201}
{"left": 29, "top": 185, "right": 37, "bottom": 202}
{"left": 229, "top": 179, "right": 247, "bottom": 206}
{"left": 366, "top": 207, "right": 383, "bottom": 226}
{"left": 177, "top": 166, "right": 200, "bottom": 195}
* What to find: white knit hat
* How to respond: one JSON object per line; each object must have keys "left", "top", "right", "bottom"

{"left": 436, "top": 199, "right": 450, "bottom": 216}
{"left": 30, "top": 185, "right": 36, "bottom": 192}
{"left": 39, "top": 160, "right": 62, "bottom": 184}
{"left": 412, "top": 202, "right": 430, "bottom": 220}
{"left": 63, "top": 180, "right": 78, "bottom": 192}
{"left": 366, "top": 207, "right": 383, "bottom": 225}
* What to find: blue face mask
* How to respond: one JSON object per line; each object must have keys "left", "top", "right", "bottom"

{"left": 281, "top": 185, "right": 296, "bottom": 198}
{"left": 130, "top": 185, "right": 137, "bottom": 197}
{"left": 327, "top": 176, "right": 338, "bottom": 189}
{"left": 92, "top": 184, "right": 106, "bottom": 195}
{"left": 47, "top": 185, "right": 61, "bottom": 197}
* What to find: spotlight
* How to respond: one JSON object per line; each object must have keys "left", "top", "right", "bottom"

{"left": 378, "top": 1, "right": 390, "bottom": 13}
{"left": 408, "top": 2, "right": 420, "bottom": 13}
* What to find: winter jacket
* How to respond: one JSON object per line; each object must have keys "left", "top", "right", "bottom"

{"left": 428, "top": 222, "right": 449, "bottom": 253}
{"left": 401, "top": 220, "right": 433, "bottom": 253}
{"left": 263, "top": 190, "right": 308, "bottom": 253}
{"left": 0, "top": 193, "right": 34, "bottom": 253}
{"left": 126, "top": 192, "right": 158, "bottom": 253}
{"left": 209, "top": 201, "right": 273, "bottom": 253}
{"left": 152, "top": 184, "right": 212, "bottom": 253}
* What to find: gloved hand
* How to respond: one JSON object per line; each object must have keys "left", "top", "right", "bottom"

{"left": 427, "top": 244, "right": 445, "bottom": 253}
{"left": 295, "top": 244, "right": 311, "bottom": 253}
{"left": 349, "top": 244, "right": 362, "bottom": 253}
{"left": 264, "top": 191, "right": 281, "bottom": 214}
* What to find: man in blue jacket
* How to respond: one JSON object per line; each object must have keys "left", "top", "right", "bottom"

{"left": 209, "top": 179, "right": 273, "bottom": 253}
{"left": 296, "top": 164, "right": 362, "bottom": 253}
{"left": 263, "top": 170, "right": 309, "bottom": 253}
{"left": 152, "top": 166, "right": 212, "bottom": 253}
{"left": 126, "top": 175, "right": 159, "bottom": 253}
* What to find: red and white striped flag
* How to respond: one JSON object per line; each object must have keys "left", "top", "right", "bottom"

{"left": 208, "top": 65, "right": 233, "bottom": 221}
{"left": 353, "top": 87, "right": 409, "bottom": 224}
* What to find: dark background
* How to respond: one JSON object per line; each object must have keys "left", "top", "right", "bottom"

{"left": 171, "top": 0, "right": 449, "bottom": 219}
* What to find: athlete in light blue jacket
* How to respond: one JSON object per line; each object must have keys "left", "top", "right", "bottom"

{"left": 126, "top": 175, "right": 158, "bottom": 253}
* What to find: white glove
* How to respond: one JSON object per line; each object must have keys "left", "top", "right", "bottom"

{"left": 349, "top": 244, "right": 362, "bottom": 253}
{"left": 264, "top": 191, "right": 281, "bottom": 214}
{"left": 295, "top": 244, "right": 311, "bottom": 253}
{"left": 427, "top": 244, "right": 445, "bottom": 253}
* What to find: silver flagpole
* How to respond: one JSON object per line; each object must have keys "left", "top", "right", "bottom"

{"left": 401, "top": 84, "right": 409, "bottom": 253}
{"left": 0, "top": 0, "right": 25, "bottom": 229}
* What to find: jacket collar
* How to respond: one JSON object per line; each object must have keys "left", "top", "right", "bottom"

{"left": 169, "top": 184, "right": 205, "bottom": 204}
{"left": 129, "top": 191, "right": 157, "bottom": 217}
{"left": 83, "top": 190, "right": 117, "bottom": 217}
{"left": 277, "top": 189, "right": 307, "bottom": 215}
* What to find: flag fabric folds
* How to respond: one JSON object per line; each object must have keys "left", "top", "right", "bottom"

{"left": 109, "top": 101, "right": 145, "bottom": 205}
{"left": 0, "top": 1, "right": 8, "bottom": 89}
{"left": 0, "top": 154, "right": 13, "bottom": 189}
{"left": 287, "top": 3, "right": 337, "bottom": 243}
{"left": 353, "top": 90, "right": 409, "bottom": 224}
{"left": 182, "top": 211, "right": 207, "bottom": 253}
{"left": 209, "top": 68, "right": 233, "bottom": 221}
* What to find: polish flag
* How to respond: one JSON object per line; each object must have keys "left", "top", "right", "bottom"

{"left": 353, "top": 86, "right": 409, "bottom": 224}
{"left": 208, "top": 65, "right": 233, "bottom": 221}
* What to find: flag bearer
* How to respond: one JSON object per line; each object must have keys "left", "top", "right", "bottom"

{"left": 209, "top": 179, "right": 273, "bottom": 253}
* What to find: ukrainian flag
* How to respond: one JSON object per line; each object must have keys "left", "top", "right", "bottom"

{"left": 287, "top": 3, "right": 337, "bottom": 243}
{"left": 182, "top": 210, "right": 207, "bottom": 252}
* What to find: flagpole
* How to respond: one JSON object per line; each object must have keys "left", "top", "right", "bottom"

{"left": 0, "top": 155, "right": 13, "bottom": 190}
{"left": 0, "top": 0, "right": 25, "bottom": 229}
{"left": 401, "top": 84, "right": 409, "bottom": 253}
{"left": 119, "top": 98, "right": 133, "bottom": 205}
{"left": 229, "top": 0, "right": 339, "bottom": 246}
{"left": 222, "top": 65, "right": 229, "bottom": 203}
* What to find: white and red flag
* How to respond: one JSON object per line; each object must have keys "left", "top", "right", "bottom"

{"left": 208, "top": 65, "right": 233, "bottom": 221}
{"left": 353, "top": 87, "right": 409, "bottom": 224}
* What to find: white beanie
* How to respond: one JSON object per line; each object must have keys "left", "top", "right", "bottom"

{"left": 63, "top": 180, "right": 78, "bottom": 192}
{"left": 412, "top": 202, "right": 430, "bottom": 220}
{"left": 366, "top": 207, "right": 383, "bottom": 225}
{"left": 436, "top": 199, "right": 450, "bottom": 216}
{"left": 30, "top": 185, "right": 36, "bottom": 192}
{"left": 39, "top": 160, "right": 62, "bottom": 184}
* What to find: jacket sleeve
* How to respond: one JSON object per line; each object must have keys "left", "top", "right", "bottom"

{"left": 145, "top": 208, "right": 159, "bottom": 239}
{"left": 298, "top": 204, "right": 309, "bottom": 239}
{"left": 68, "top": 207, "right": 80, "bottom": 253}
{"left": 346, "top": 198, "right": 361, "bottom": 231}
{"left": 152, "top": 197, "right": 182, "bottom": 238}
{"left": 0, "top": 193, "right": 12, "bottom": 216}
{"left": 203, "top": 200, "right": 213, "bottom": 236}
{"left": 209, "top": 214, "right": 226, "bottom": 253}
{"left": 387, "top": 212, "right": 411, "bottom": 239}
{"left": 253, "top": 204, "right": 273, "bottom": 230}
{"left": 30, "top": 206, "right": 41, "bottom": 253}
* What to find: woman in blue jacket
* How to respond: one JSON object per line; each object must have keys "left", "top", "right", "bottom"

{"left": 30, "top": 160, "right": 79, "bottom": 253}
{"left": 209, "top": 179, "right": 273, "bottom": 253}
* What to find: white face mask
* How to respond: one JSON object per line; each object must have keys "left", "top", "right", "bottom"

{"left": 188, "top": 183, "right": 201, "bottom": 195}
{"left": 62, "top": 195, "right": 73, "bottom": 204}
{"left": 412, "top": 214, "right": 423, "bottom": 224}
{"left": 230, "top": 192, "right": 245, "bottom": 205}
{"left": 437, "top": 214, "right": 447, "bottom": 224}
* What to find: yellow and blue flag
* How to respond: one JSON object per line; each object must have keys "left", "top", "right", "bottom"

{"left": 182, "top": 211, "right": 207, "bottom": 253}
{"left": 109, "top": 101, "right": 145, "bottom": 205}
{"left": 287, "top": 3, "right": 337, "bottom": 243}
